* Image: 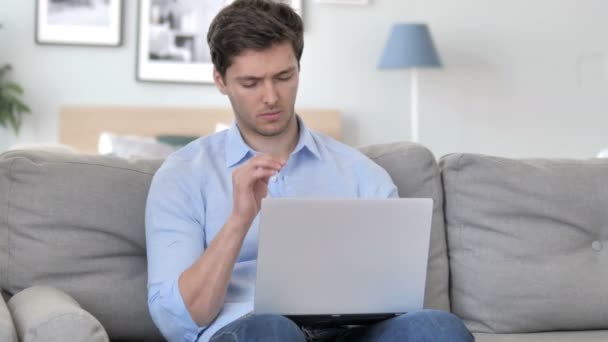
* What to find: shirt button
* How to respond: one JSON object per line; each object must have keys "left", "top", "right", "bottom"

{"left": 269, "top": 175, "right": 278, "bottom": 183}
{"left": 592, "top": 241, "right": 603, "bottom": 252}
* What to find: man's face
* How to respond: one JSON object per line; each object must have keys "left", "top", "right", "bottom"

{"left": 214, "top": 42, "right": 300, "bottom": 140}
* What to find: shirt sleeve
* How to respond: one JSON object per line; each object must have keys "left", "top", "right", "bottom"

{"left": 357, "top": 158, "right": 400, "bottom": 199}
{"left": 145, "top": 161, "right": 207, "bottom": 342}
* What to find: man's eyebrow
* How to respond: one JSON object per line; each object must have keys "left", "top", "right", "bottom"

{"left": 274, "top": 67, "right": 296, "bottom": 76}
{"left": 235, "top": 67, "right": 296, "bottom": 82}
{"left": 236, "top": 75, "right": 262, "bottom": 82}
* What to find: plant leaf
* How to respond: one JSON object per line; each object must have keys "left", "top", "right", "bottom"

{"left": 0, "top": 64, "right": 11, "bottom": 80}
{"left": 7, "top": 104, "right": 20, "bottom": 134}
{"left": 16, "top": 102, "right": 31, "bottom": 114}
{"left": 0, "top": 109, "right": 8, "bottom": 127}
{"left": 0, "top": 64, "right": 29, "bottom": 134}
{"left": 5, "top": 82, "right": 24, "bottom": 95}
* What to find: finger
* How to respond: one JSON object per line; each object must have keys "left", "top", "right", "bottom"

{"left": 252, "top": 167, "right": 277, "bottom": 183}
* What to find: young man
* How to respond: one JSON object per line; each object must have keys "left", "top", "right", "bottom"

{"left": 146, "top": 1, "right": 474, "bottom": 341}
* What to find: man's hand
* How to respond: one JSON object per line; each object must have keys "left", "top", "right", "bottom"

{"left": 231, "top": 154, "right": 285, "bottom": 228}
{"left": 178, "top": 154, "right": 285, "bottom": 327}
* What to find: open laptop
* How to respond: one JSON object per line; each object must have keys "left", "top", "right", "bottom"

{"left": 254, "top": 198, "right": 433, "bottom": 326}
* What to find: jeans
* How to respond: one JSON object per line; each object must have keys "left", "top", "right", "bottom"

{"left": 209, "top": 310, "right": 475, "bottom": 342}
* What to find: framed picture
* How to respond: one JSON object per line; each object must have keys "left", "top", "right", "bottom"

{"left": 137, "top": 0, "right": 303, "bottom": 84}
{"left": 36, "top": 0, "right": 123, "bottom": 46}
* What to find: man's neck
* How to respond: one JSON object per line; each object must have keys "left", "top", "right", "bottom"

{"left": 241, "top": 118, "right": 300, "bottom": 160}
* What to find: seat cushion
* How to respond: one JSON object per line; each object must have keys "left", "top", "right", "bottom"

{"left": 361, "top": 142, "right": 450, "bottom": 311}
{"left": 441, "top": 154, "right": 608, "bottom": 333}
{"left": 0, "top": 150, "right": 164, "bottom": 341}
{"left": 8, "top": 286, "right": 108, "bottom": 342}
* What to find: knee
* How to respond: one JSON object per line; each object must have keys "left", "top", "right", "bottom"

{"left": 246, "top": 314, "right": 299, "bottom": 329}
{"left": 407, "top": 309, "right": 462, "bottom": 325}
{"left": 396, "top": 310, "right": 473, "bottom": 341}
{"left": 240, "top": 314, "right": 304, "bottom": 341}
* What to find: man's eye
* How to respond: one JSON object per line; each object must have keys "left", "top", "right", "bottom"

{"left": 277, "top": 75, "right": 292, "bottom": 81}
{"left": 242, "top": 83, "right": 257, "bottom": 88}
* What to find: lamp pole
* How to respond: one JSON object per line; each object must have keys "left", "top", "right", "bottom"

{"left": 410, "top": 68, "right": 419, "bottom": 143}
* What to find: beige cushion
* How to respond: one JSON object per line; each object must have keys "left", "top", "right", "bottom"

{"left": 0, "top": 150, "right": 164, "bottom": 340}
{"left": 0, "top": 290, "right": 17, "bottom": 342}
{"left": 361, "top": 142, "right": 450, "bottom": 311}
{"left": 8, "top": 144, "right": 79, "bottom": 154}
{"left": 475, "top": 331, "right": 608, "bottom": 342}
{"left": 8, "top": 286, "right": 108, "bottom": 342}
{"left": 441, "top": 154, "right": 608, "bottom": 333}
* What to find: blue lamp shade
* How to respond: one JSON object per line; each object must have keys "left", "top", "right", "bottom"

{"left": 378, "top": 23, "right": 442, "bottom": 69}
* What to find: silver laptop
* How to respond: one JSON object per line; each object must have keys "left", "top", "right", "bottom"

{"left": 254, "top": 198, "right": 433, "bottom": 326}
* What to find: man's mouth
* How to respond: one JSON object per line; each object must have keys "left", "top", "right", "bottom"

{"left": 259, "top": 111, "right": 282, "bottom": 120}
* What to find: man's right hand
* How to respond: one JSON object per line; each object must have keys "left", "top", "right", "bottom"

{"left": 230, "top": 154, "right": 285, "bottom": 229}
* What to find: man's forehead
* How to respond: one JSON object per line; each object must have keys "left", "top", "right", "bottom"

{"left": 228, "top": 44, "right": 297, "bottom": 78}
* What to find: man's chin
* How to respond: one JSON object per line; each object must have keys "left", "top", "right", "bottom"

{"left": 255, "top": 127, "right": 288, "bottom": 137}
{"left": 251, "top": 112, "right": 297, "bottom": 137}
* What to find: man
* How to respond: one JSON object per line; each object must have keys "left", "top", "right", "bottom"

{"left": 145, "top": 1, "right": 474, "bottom": 341}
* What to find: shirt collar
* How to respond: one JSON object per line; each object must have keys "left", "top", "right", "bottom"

{"left": 225, "top": 115, "right": 322, "bottom": 168}
{"left": 292, "top": 116, "right": 322, "bottom": 160}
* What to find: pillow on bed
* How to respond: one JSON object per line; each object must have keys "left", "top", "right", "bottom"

{"left": 155, "top": 135, "right": 199, "bottom": 148}
{"left": 98, "top": 132, "right": 176, "bottom": 159}
{"left": 9, "top": 143, "right": 79, "bottom": 154}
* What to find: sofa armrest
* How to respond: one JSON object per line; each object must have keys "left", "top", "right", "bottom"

{"left": 8, "top": 286, "right": 109, "bottom": 342}
{"left": 0, "top": 290, "right": 18, "bottom": 342}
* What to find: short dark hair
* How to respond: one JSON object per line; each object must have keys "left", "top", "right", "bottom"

{"left": 207, "top": 0, "right": 304, "bottom": 78}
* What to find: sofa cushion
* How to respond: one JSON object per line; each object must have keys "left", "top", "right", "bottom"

{"left": 0, "top": 150, "right": 164, "bottom": 341}
{"left": 441, "top": 154, "right": 608, "bottom": 333}
{"left": 360, "top": 142, "right": 450, "bottom": 311}
{"left": 8, "top": 286, "right": 108, "bottom": 342}
{"left": 0, "top": 289, "right": 17, "bottom": 342}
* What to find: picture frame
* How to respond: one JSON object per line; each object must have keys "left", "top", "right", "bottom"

{"left": 137, "top": 0, "right": 303, "bottom": 84}
{"left": 36, "top": 0, "right": 123, "bottom": 46}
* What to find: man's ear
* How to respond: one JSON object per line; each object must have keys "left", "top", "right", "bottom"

{"left": 213, "top": 68, "right": 228, "bottom": 95}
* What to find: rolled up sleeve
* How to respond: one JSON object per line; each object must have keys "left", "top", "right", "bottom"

{"left": 145, "top": 163, "right": 207, "bottom": 342}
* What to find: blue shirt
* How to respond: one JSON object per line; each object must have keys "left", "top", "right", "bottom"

{"left": 145, "top": 117, "right": 398, "bottom": 342}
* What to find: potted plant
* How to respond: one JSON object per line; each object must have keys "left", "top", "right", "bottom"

{"left": 1, "top": 21, "right": 31, "bottom": 136}
{"left": 0, "top": 64, "right": 30, "bottom": 135}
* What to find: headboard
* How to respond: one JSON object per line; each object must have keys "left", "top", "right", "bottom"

{"left": 59, "top": 106, "right": 341, "bottom": 154}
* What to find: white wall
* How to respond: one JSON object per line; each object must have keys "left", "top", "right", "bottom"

{"left": 1, "top": 0, "right": 607, "bottom": 158}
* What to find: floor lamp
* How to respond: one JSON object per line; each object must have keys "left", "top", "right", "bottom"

{"left": 378, "top": 23, "right": 442, "bottom": 143}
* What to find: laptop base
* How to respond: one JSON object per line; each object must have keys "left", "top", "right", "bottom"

{"left": 287, "top": 313, "right": 404, "bottom": 328}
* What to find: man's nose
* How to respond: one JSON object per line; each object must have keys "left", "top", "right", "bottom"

{"left": 262, "top": 81, "right": 279, "bottom": 106}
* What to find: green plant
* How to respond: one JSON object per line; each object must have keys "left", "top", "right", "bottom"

{"left": 0, "top": 64, "right": 30, "bottom": 134}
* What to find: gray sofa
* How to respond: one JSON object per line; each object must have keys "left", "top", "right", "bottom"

{"left": 0, "top": 142, "right": 606, "bottom": 342}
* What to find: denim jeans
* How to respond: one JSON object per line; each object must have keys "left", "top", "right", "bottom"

{"left": 209, "top": 309, "right": 475, "bottom": 342}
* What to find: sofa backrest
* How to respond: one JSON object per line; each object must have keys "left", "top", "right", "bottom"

{"left": 0, "top": 143, "right": 450, "bottom": 340}
{"left": 440, "top": 153, "right": 608, "bottom": 333}
{"left": 0, "top": 150, "right": 164, "bottom": 341}
{"left": 361, "top": 142, "right": 450, "bottom": 312}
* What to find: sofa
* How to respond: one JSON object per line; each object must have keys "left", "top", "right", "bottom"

{"left": 0, "top": 142, "right": 606, "bottom": 342}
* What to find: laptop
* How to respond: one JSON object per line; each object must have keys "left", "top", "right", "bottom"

{"left": 254, "top": 198, "right": 433, "bottom": 326}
